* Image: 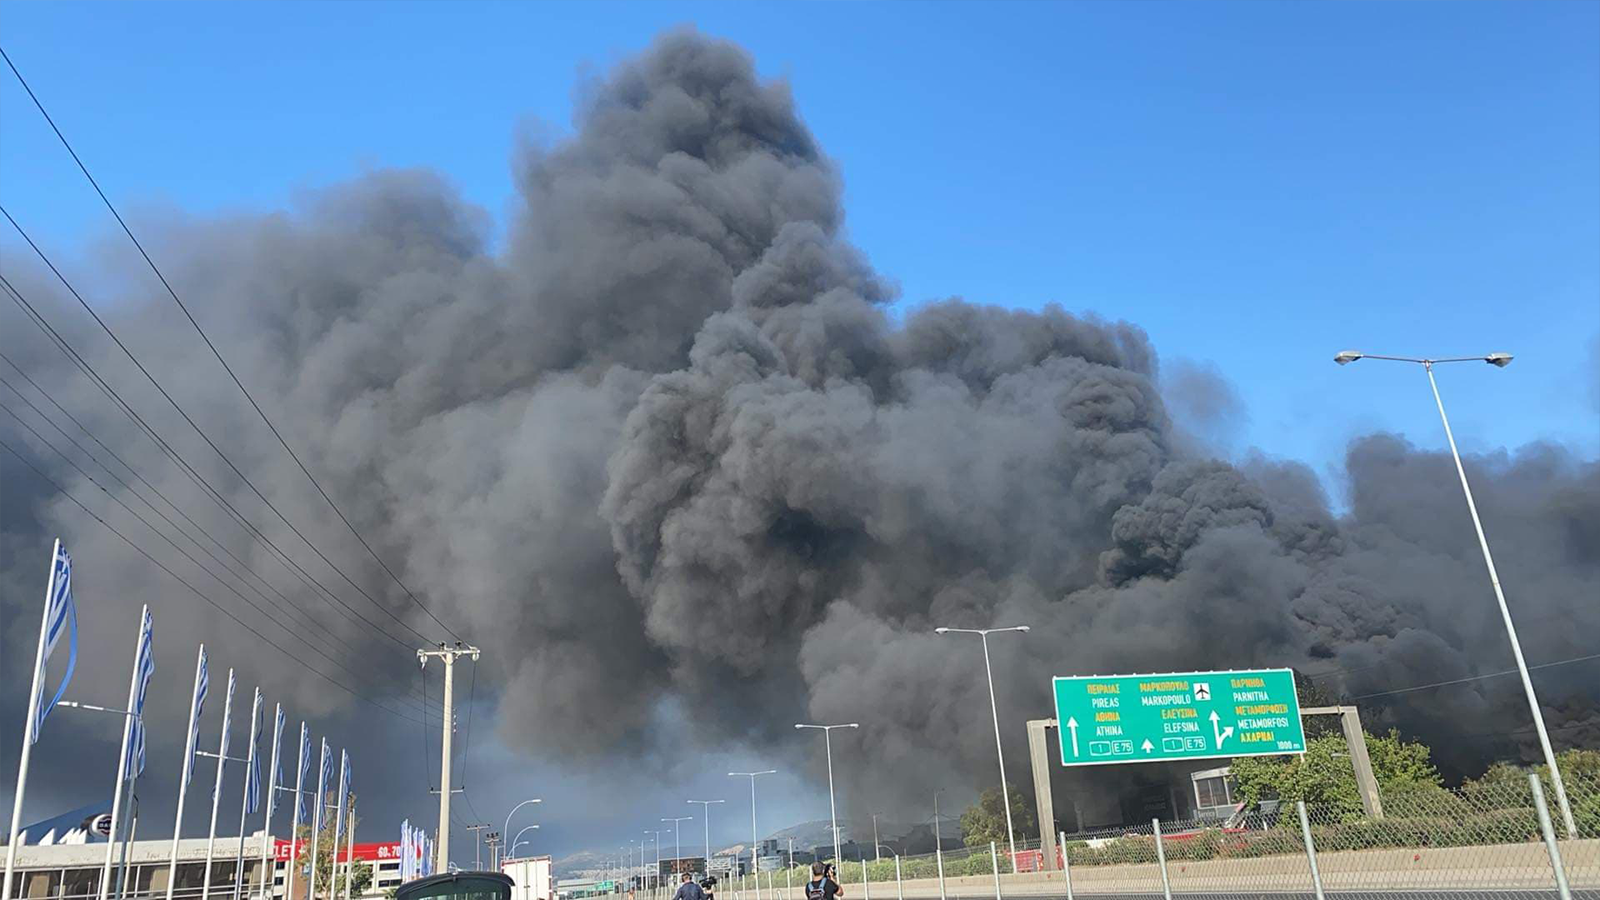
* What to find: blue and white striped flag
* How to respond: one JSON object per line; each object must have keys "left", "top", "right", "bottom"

{"left": 244, "top": 689, "right": 263, "bottom": 815}
{"left": 295, "top": 723, "right": 311, "bottom": 825}
{"left": 270, "top": 705, "right": 286, "bottom": 791}
{"left": 313, "top": 738, "right": 331, "bottom": 831}
{"left": 126, "top": 607, "right": 155, "bottom": 776}
{"left": 399, "top": 819, "right": 411, "bottom": 881}
{"left": 182, "top": 646, "right": 209, "bottom": 790}
{"left": 32, "top": 540, "right": 79, "bottom": 742}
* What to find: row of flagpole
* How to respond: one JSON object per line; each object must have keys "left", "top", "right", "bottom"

{"left": 2, "top": 540, "right": 366, "bottom": 900}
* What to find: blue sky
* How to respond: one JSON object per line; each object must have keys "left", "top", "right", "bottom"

{"left": 3, "top": 0, "right": 1597, "bottom": 854}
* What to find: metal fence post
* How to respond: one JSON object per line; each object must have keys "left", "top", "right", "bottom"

{"left": 894, "top": 856, "right": 903, "bottom": 900}
{"left": 989, "top": 842, "right": 1002, "bottom": 900}
{"left": 1152, "top": 820, "right": 1172, "bottom": 900}
{"left": 863, "top": 858, "right": 870, "bottom": 900}
{"left": 1057, "top": 831, "right": 1073, "bottom": 900}
{"left": 1296, "top": 801, "right": 1326, "bottom": 900}
{"left": 1530, "top": 774, "right": 1573, "bottom": 900}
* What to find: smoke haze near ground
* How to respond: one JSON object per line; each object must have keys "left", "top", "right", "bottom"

{"left": 2, "top": 29, "right": 1596, "bottom": 842}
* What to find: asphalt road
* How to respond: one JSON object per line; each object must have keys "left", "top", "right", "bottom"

{"left": 919, "top": 893, "right": 1597, "bottom": 900}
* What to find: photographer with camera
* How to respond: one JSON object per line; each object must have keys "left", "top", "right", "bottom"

{"left": 804, "top": 862, "right": 843, "bottom": 900}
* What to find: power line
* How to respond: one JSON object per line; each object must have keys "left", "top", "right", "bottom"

{"left": 0, "top": 364, "right": 428, "bottom": 695}
{"left": 0, "top": 215, "right": 443, "bottom": 651}
{"left": 1, "top": 46, "right": 462, "bottom": 642}
{"left": 0, "top": 434, "right": 436, "bottom": 728}
{"left": 0, "top": 380, "right": 433, "bottom": 712}
{"left": 0, "top": 403, "right": 440, "bottom": 725}
{"left": 0, "top": 273, "right": 426, "bottom": 655}
{"left": 1350, "top": 653, "right": 1600, "bottom": 701}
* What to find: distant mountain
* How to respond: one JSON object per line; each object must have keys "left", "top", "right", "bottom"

{"left": 553, "top": 848, "right": 611, "bottom": 879}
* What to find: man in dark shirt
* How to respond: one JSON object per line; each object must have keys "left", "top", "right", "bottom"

{"left": 673, "top": 873, "right": 707, "bottom": 900}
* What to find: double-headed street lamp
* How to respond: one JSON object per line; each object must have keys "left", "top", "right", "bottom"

{"left": 662, "top": 816, "right": 693, "bottom": 871}
{"left": 504, "top": 799, "right": 542, "bottom": 860}
{"left": 687, "top": 800, "right": 725, "bottom": 871}
{"left": 794, "top": 724, "right": 858, "bottom": 865}
{"left": 935, "top": 625, "right": 1030, "bottom": 870}
{"left": 1333, "top": 349, "right": 1574, "bottom": 837}
{"left": 728, "top": 771, "right": 777, "bottom": 900}
{"left": 509, "top": 825, "right": 539, "bottom": 860}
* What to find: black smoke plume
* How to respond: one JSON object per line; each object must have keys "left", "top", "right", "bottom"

{"left": 2, "top": 30, "right": 1596, "bottom": 838}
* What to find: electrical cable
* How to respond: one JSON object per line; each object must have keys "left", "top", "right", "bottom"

{"left": 0, "top": 272, "right": 427, "bottom": 655}
{"left": 0, "top": 356, "right": 431, "bottom": 708}
{"left": 0, "top": 47, "right": 462, "bottom": 642}
{"left": 1349, "top": 653, "right": 1600, "bottom": 701}
{"left": 0, "top": 434, "right": 435, "bottom": 728}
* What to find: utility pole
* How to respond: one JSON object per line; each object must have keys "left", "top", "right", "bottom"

{"left": 419, "top": 642, "right": 481, "bottom": 874}
{"left": 485, "top": 832, "right": 501, "bottom": 870}
{"left": 466, "top": 823, "right": 492, "bottom": 870}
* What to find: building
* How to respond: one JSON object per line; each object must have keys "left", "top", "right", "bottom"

{"left": 8, "top": 833, "right": 404, "bottom": 900}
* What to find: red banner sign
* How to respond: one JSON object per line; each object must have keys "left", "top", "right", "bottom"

{"left": 274, "top": 840, "right": 403, "bottom": 862}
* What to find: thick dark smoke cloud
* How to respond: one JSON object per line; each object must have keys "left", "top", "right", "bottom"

{"left": 2, "top": 29, "right": 1597, "bottom": 843}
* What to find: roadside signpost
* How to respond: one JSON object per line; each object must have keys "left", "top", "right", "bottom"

{"left": 1052, "top": 668, "right": 1306, "bottom": 766}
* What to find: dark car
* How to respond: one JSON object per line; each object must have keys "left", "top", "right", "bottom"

{"left": 397, "top": 871, "right": 516, "bottom": 900}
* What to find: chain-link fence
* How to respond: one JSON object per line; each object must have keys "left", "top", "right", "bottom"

{"left": 745, "top": 771, "right": 1597, "bottom": 900}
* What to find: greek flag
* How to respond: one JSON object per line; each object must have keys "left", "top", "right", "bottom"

{"left": 182, "top": 646, "right": 209, "bottom": 790}
{"left": 126, "top": 607, "right": 155, "bottom": 776}
{"left": 295, "top": 723, "right": 311, "bottom": 825}
{"left": 340, "top": 752, "right": 352, "bottom": 799}
{"left": 244, "top": 691, "right": 263, "bottom": 815}
{"left": 271, "top": 705, "right": 286, "bottom": 789}
{"left": 32, "top": 540, "right": 78, "bottom": 742}
{"left": 313, "top": 738, "right": 330, "bottom": 830}
{"left": 399, "top": 819, "right": 410, "bottom": 881}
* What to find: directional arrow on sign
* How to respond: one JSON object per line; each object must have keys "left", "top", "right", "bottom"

{"left": 1066, "top": 717, "right": 1080, "bottom": 756}
{"left": 1141, "top": 739, "right": 1154, "bottom": 753}
{"left": 1210, "top": 710, "right": 1234, "bottom": 749}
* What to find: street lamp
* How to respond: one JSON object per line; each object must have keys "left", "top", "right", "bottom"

{"left": 795, "top": 724, "right": 859, "bottom": 865}
{"left": 687, "top": 800, "right": 725, "bottom": 872}
{"left": 642, "top": 834, "right": 657, "bottom": 895}
{"left": 870, "top": 814, "right": 882, "bottom": 862}
{"left": 504, "top": 799, "right": 543, "bottom": 862}
{"left": 728, "top": 771, "right": 777, "bottom": 900}
{"left": 1332, "top": 349, "right": 1574, "bottom": 837}
{"left": 662, "top": 817, "right": 693, "bottom": 874}
{"left": 933, "top": 790, "right": 947, "bottom": 900}
{"left": 509, "top": 825, "right": 539, "bottom": 860}
{"left": 934, "top": 625, "right": 1030, "bottom": 869}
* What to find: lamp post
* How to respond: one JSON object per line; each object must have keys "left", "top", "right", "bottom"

{"left": 933, "top": 791, "right": 947, "bottom": 900}
{"left": 504, "top": 799, "right": 542, "bottom": 861}
{"left": 509, "top": 825, "right": 539, "bottom": 860}
{"left": 934, "top": 625, "right": 1029, "bottom": 869}
{"left": 1332, "top": 349, "right": 1574, "bottom": 837}
{"left": 663, "top": 816, "right": 693, "bottom": 876}
{"left": 795, "top": 724, "right": 858, "bottom": 865}
{"left": 728, "top": 770, "right": 777, "bottom": 900}
{"left": 642, "top": 834, "right": 657, "bottom": 896}
{"left": 688, "top": 800, "right": 725, "bottom": 873}
{"left": 870, "top": 814, "right": 882, "bottom": 862}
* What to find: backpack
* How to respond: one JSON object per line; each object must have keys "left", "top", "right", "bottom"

{"left": 805, "top": 880, "right": 828, "bottom": 900}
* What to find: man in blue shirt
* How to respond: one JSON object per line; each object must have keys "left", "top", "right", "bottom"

{"left": 673, "top": 873, "right": 707, "bottom": 900}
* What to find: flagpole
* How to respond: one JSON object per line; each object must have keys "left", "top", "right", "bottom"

{"left": 97, "top": 606, "right": 149, "bottom": 900}
{"left": 258, "top": 705, "right": 284, "bottom": 900}
{"left": 113, "top": 775, "right": 139, "bottom": 900}
{"left": 331, "top": 752, "right": 347, "bottom": 892}
{"left": 2, "top": 539, "right": 64, "bottom": 898}
{"left": 285, "top": 724, "right": 308, "bottom": 900}
{"left": 343, "top": 803, "right": 355, "bottom": 900}
{"left": 168, "top": 646, "right": 210, "bottom": 900}
{"left": 232, "top": 689, "right": 263, "bottom": 900}
{"left": 202, "top": 672, "right": 237, "bottom": 900}
{"left": 309, "top": 740, "right": 329, "bottom": 900}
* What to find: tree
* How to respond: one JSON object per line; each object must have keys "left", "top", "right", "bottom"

{"left": 959, "top": 783, "right": 1038, "bottom": 848}
{"left": 1230, "top": 729, "right": 1440, "bottom": 819}
{"left": 292, "top": 794, "right": 374, "bottom": 900}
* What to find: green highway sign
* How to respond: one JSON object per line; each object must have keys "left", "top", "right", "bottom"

{"left": 1052, "top": 668, "right": 1306, "bottom": 766}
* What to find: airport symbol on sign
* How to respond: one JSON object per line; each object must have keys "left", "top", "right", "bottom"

{"left": 1053, "top": 668, "right": 1306, "bottom": 766}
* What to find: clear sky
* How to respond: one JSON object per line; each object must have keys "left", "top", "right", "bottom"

{"left": 2, "top": 0, "right": 1597, "bottom": 856}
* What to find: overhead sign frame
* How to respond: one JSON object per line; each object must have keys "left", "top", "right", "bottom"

{"left": 1052, "top": 667, "right": 1306, "bottom": 767}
